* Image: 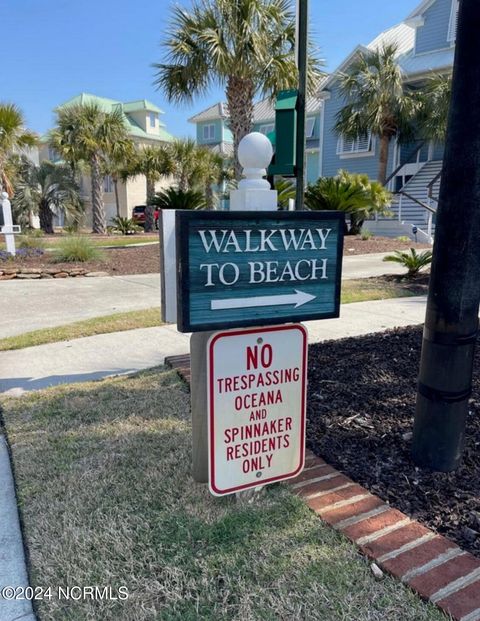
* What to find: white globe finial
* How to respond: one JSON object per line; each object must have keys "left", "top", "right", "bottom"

{"left": 238, "top": 132, "right": 273, "bottom": 190}
{"left": 1, "top": 191, "right": 9, "bottom": 200}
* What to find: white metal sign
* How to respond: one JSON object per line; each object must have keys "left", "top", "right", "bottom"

{"left": 207, "top": 324, "right": 307, "bottom": 496}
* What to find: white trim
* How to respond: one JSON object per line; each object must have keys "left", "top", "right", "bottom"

{"left": 448, "top": 0, "right": 459, "bottom": 43}
{"left": 305, "top": 117, "right": 316, "bottom": 138}
{"left": 336, "top": 132, "right": 375, "bottom": 157}
{"left": 406, "top": 0, "right": 436, "bottom": 20}
{"left": 318, "top": 103, "right": 325, "bottom": 177}
{"left": 202, "top": 123, "right": 216, "bottom": 141}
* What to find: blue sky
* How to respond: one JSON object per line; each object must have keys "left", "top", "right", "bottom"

{"left": 0, "top": 0, "right": 419, "bottom": 138}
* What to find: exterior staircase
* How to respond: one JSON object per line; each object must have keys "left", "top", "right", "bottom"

{"left": 365, "top": 160, "right": 442, "bottom": 243}
{"left": 392, "top": 159, "right": 442, "bottom": 230}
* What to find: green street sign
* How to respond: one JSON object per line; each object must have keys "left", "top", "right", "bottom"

{"left": 176, "top": 210, "right": 344, "bottom": 332}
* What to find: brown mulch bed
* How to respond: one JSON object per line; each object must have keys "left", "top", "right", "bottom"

{"left": 343, "top": 235, "right": 431, "bottom": 255}
{"left": 1, "top": 244, "right": 161, "bottom": 277}
{"left": 306, "top": 326, "right": 480, "bottom": 558}
{"left": 1, "top": 236, "right": 430, "bottom": 278}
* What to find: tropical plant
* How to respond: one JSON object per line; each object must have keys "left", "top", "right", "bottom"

{"left": 111, "top": 216, "right": 141, "bottom": 235}
{"left": 54, "top": 236, "right": 103, "bottom": 263}
{"left": 124, "top": 145, "right": 173, "bottom": 231}
{"left": 383, "top": 248, "right": 433, "bottom": 278}
{"left": 0, "top": 103, "right": 37, "bottom": 195}
{"left": 275, "top": 177, "right": 296, "bottom": 210}
{"left": 335, "top": 43, "right": 419, "bottom": 185}
{"left": 155, "top": 0, "right": 322, "bottom": 179}
{"left": 11, "top": 159, "right": 84, "bottom": 234}
{"left": 152, "top": 187, "right": 206, "bottom": 210}
{"left": 168, "top": 138, "right": 202, "bottom": 192}
{"left": 361, "top": 229, "right": 373, "bottom": 240}
{"left": 418, "top": 73, "right": 452, "bottom": 143}
{"left": 305, "top": 171, "right": 392, "bottom": 235}
{"left": 192, "top": 147, "right": 226, "bottom": 209}
{"left": 102, "top": 139, "right": 136, "bottom": 219}
{"left": 50, "top": 103, "right": 131, "bottom": 234}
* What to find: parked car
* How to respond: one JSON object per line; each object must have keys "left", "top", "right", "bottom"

{"left": 131, "top": 205, "right": 160, "bottom": 228}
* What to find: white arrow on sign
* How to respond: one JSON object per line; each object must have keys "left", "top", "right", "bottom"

{"left": 211, "top": 290, "right": 316, "bottom": 311}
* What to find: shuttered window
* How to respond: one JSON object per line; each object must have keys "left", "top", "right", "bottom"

{"left": 336, "top": 132, "right": 373, "bottom": 156}
{"left": 448, "top": 0, "right": 459, "bottom": 43}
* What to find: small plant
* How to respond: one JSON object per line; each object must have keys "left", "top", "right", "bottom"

{"left": 360, "top": 229, "right": 373, "bottom": 240}
{"left": 0, "top": 250, "right": 13, "bottom": 262}
{"left": 54, "top": 236, "right": 103, "bottom": 263}
{"left": 383, "top": 248, "right": 433, "bottom": 278}
{"left": 152, "top": 188, "right": 206, "bottom": 211}
{"left": 396, "top": 236, "right": 411, "bottom": 242}
{"left": 111, "top": 217, "right": 141, "bottom": 235}
{"left": 17, "top": 233, "right": 45, "bottom": 250}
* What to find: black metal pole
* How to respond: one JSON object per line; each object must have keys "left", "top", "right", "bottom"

{"left": 412, "top": 0, "right": 480, "bottom": 472}
{"left": 295, "top": 0, "right": 308, "bottom": 211}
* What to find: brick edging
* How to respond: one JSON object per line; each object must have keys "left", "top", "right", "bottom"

{"left": 165, "top": 354, "right": 480, "bottom": 621}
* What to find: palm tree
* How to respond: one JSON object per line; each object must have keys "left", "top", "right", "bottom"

{"left": 152, "top": 187, "right": 206, "bottom": 210}
{"left": 155, "top": 0, "right": 322, "bottom": 179}
{"left": 191, "top": 147, "right": 225, "bottom": 209}
{"left": 168, "top": 139, "right": 200, "bottom": 192}
{"left": 12, "top": 159, "right": 83, "bottom": 233}
{"left": 418, "top": 73, "right": 452, "bottom": 143}
{"left": 335, "top": 44, "right": 418, "bottom": 185}
{"left": 304, "top": 170, "right": 392, "bottom": 235}
{"left": 50, "top": 103, "right": 131, "bottom": 234}
{"left": 0, "top": 103, "right": 37, "bottom": 195}
{"left": 102, "top": 138, "right": 136, "bottom": 218}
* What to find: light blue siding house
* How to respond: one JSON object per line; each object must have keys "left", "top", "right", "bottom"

{"left": 189, "top": 0, "right": 458, "bottom": 238}
{"left": 189, "top": 98, "right": 323, "bottom": 186}
{"left": 319, "top": 0, "right": 458, "bottom": 239}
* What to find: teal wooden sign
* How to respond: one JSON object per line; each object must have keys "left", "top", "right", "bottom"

{"left": 176, "top": 211, "right": 344, "bottom": 332}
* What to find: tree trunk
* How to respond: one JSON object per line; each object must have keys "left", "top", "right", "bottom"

{"left": 39, "top": 199, "right": 54, "bottom": 234}
{"left": 90, "top": 154, "right": 106, "bottom": 234}
{"left": 226, "top": 75, "right": 255, "bottom": 181}
{"left": 378, "top": 134, "right": 390, "bottom": 186}
{"left": 144, "top": 176, "right": 156, "bottom": 232}
{"left": 205, "top": 182, "right": 214, "bottom": 210}
{"left": 349, "top": 214, "right": 364, "bottom": 236}
{"left": 113, "top": 176, "right": 120, "bottom": 218}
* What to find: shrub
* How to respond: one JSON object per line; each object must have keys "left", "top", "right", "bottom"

{"left": 396, "top": 236, "right": 411, "bottom": 242}
{"left": 383, "top": 248, "right": 433, "bottom": 278}
{"left": 152, "top": 188, "right": 206, "bottom": 210}
{"left": 17, "top": 233, "right": 45, "bottom": 250}
{"left": 54, "top": 237, "right": 103, "bottom": 263}
{"left": 361, "top": 229, "right": 373, "bottom": 240}
{"left": 305, "top": 170, "right": 392, "bottom": 235}
{"left": 111, "top": 217, "right": 141, "bottom": 236}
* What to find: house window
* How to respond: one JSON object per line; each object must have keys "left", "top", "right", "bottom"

{"left": 305, "top": 118, "right": 316, "bottom": 138}
{"left": 103, "top": 175, "right": 114, "bottom": 193}
{"left": 448, "top": 0, "right": 459, "bottom": 43}
{"left": 336, "top": 132, "right": 374, "bottom": 156}
{"left": 203, "top": 124, "right": 215, "bottom": 140}
{"left": 149, "top": 112, "right": 157, "bottom": 128}
{"left": 48, "top": 147, "right": 58, "bottom": 162}
{"left": 259, "top": 123, "right": 275, "bottom": 136}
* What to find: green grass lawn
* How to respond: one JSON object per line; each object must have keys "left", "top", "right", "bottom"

{"left": 0, "top": 279, "right": 424, "bottom": 352}
{"left": 0, "top": 308, "right": 162, "bottom": 351}
{"left": 0, "top": 369, "right": 447, "bottom": 621}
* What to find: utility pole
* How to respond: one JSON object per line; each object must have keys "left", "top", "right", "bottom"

{"left": 295, "top": 0, "right": 308, "bottom": 211}
{"left": 412, "top": 0, "right": 480, "bottom": 471}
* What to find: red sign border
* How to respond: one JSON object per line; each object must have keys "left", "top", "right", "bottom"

{"left": 208, "top": 324, "right": 308, "bottom": 496}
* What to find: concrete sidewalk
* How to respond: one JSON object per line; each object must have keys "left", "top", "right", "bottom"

{"left": 0, "top": 253, "right": 404, "bottom": 339}
{"left": 0, "top": 296, "right": 427, "bottom": 394}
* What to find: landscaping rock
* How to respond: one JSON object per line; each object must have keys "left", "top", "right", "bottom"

{"left": 0, "top": 274, "right": 16, "bottom": 280}
{"left": 17, "top": 273, "right": 41, "bottom": 279}
{"left": 370, "top": 563, "right": 385, "bottom": 581}
{"left": 2, "top": 268, "right": 19, "bottom": 275}
{"left": 20, "top": 268, "right": 42, "bottom": 274}
{"left": 85, "top": 271, "right": 109, "bottom": 278}
{"left": 53, "top": 272, "right": 69, "bottom": 278}
{"left": 40, "top": 274, "right": 54, "bottom": 279}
